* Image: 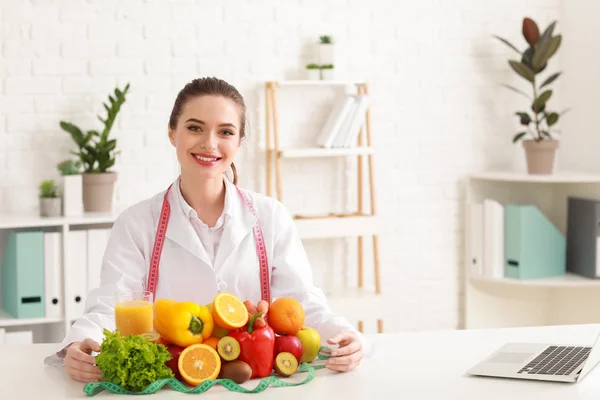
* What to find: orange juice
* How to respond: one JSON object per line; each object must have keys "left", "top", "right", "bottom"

{"left": 115, "top": 300, "right": 153, "bottom": 336}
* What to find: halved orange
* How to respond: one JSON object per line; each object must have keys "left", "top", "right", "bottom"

{"left": 212, "top": 293, "right": 248, "bottom": 330}
{"left": 178, "top": 344, "right": 221, "bottom": 386}
{"left": 203, "top": 336, "right": 219, "bottom": 350}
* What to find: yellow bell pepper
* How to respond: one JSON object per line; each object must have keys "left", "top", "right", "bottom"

{"left": 153, "top": 299, "right": 214, "bottom": 347}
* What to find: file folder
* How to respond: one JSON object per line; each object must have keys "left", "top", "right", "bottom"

{"left": 505, "top": 204, "right": 566, "bottom": 279}
{"left": 566, "top": 197, "right": 600, "bottom": 278}
{"left": 43, "top": 232, "right": 63, "bottom": 319}
{"left": 1, "top": 231, "right": 45, "bottom": 318}
{"left": 64, "top": 230, "right": 87, "bottom": 320}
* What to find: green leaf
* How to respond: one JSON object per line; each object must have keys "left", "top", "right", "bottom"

{"left": 509, "top": 60, "right": 535, "bottom": 83}
{"left": 532, "top": 90, "right": 552, "bottom": 113}
{"left": 546, "top": 112, "right": 559, "bottom": 126}
{"left": 540, "top": 21, "right": 557, "bottom": 44}
{"left": 515, "top": 112, "right": 531, "bottom": 125}
{"left": 501, "top": 84, "right": 532, "bottom": 99}
{"left": 532, "top": 35, "right": 561, "bottom": 71}
{"left": 539, "top": 72, "right": 561, "bottom": 89}
{"left": 493, "top": 35, "right": 521, "bottom": 54}
{"left": 513, "top": 131, "right": 527, "bottom": 143}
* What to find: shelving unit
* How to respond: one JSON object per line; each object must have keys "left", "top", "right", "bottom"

{"left": 463, "top": 170, "right": 600, "bottom": 330}
{"left": 0, "top": 212, "right": 117, "bottom": 343}
{"left": 264, "top": 80, "right": 383, "bottom": 333}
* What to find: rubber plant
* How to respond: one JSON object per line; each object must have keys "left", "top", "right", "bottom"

{"left": 494, "top": 18, "right": 568, "bottom": 143}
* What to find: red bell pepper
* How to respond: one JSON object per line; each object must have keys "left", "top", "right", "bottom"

{"left": 228, "top": 313, "right": 275, "bottom": 378}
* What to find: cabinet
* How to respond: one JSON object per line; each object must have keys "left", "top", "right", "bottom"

{"left": 464, "top": 171, "right": 600, "bottom": 329}
{"left": 263, "top": 80, "right": 384, "bottom": 333}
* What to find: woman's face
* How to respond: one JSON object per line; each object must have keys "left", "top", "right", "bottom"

{"left": 169, "top": 95, "right": 241, "bottom": 182}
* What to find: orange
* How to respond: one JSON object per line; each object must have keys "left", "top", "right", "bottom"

{"left": 212, "top": 293, "right": 248, "bottom": 330}
{"left": 203, "top": 337, "right": 219, "bottom": 350}
{"left": 267, "top": 297, "right": 305, "bottom": 335}
{"left": 178, "top": 344, "right": 221, "bottom": 386}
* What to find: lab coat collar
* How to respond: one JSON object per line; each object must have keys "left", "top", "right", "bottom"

{"left": 175, "top": 176, "right": 234, "bottom": 223}
{"left": 163, "top": 176, "right": 257, "bottom": 269}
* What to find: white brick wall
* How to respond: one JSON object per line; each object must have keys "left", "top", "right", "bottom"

{"left": 0, "top": 0, "right": 561, "bottom": 333}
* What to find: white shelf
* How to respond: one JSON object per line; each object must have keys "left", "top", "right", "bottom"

{"left": 273, "top": 80, "right": 366, "bottom": 87}
{"left": 468, "top": 170, "right": 600, "bottom": 183}
{"left": 468, "top": 272, "right": 600, "bottom": 288}
{"left": 0, "top": 309, "right": 64, "bottom": 328}
{"left": 0, "top": 212, "right": 118, "bottom": 229}
{"left": 279, "top": 147, "right": 374, "bottom": 158}
{"left": 295, "top": 214, "right": 379, "bottom": 239}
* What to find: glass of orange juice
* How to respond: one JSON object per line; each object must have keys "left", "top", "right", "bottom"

{"left": 114, "top": 291, "right": 154, "bottom": 336}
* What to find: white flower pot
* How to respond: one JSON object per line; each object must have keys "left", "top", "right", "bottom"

{"left": 40, "top": 198, "right": 62, "bottom": 218}
{"left": 321, "top": 68, "right": 335, "bottom": 80}
{"left": 307, "top": 69, "right": 320, "bottom": 80}
{"left": 62, "top": 174, "right": 84, "bottom": 216}
{"left": 319, "top": 44, "right": 334, "bottom": 65}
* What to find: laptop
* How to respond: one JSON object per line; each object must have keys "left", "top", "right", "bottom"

{"left": 466, "top": 331, "right": 600, "bottom": 383}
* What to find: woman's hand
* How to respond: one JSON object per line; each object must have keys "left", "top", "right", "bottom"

{"left": 325, "top": 331, "right": 363, "bottom": 372}
{"left": 64, "top": 338, "right": 102, "bottom": 383}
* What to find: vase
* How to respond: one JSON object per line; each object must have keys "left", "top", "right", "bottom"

{"left": 40, "top": 198, "right": 62, "bottom": 218}
{"left": 522, "top": 139, "right": 559, "bottom": 174}
{"left": 82, "top": 172, "right": 117, "bottom": 212}
{"left": 307, "top": 69, "right": 320, "bottom": 81}
{"left": 62, "top": 174, "right": 84, "bottom": 216}
{"left": 318, "top": 44, "right": 334, "bottom": 65}
{"left": 321, "top": 68, "right": 334, "bottom": 80}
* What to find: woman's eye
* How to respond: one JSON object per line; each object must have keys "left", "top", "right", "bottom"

{"left": 188, "top": 126, "right": 201, "bottom": 132}
{"left": 221, "top": 130, "right": 234, "bottom": 136}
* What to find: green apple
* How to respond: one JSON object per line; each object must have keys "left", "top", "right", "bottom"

{"left": 295, "top": 326, "right": 320, "bottom": 363}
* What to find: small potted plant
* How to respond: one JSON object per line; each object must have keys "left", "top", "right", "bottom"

{"left": 39, "top": 180, "right": 61, "bottom": 217}
{"left": 60, "top": 83, "right": 130, "bottom": 212}
{"left": 318, "top": 35, "right": 334, "bottom": 65}
{"left": 494, "top": 18, "right": 567, "bottom": 174}
{"left": 321, "top": 64, "right": 335, "bottom": 80}
{"left": 306, "top": 63, "right": 320, "bottom": 80}
{"left": 57, "top": 159, "right": 83, "bottom": 216}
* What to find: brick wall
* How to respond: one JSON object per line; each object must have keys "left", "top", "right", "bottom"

{"left": 0, "top": 0, "right": 561, "bottom": 333}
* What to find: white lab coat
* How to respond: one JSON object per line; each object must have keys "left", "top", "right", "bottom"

{"left": 45, "top": 177, "right": 371, "bottom": 366}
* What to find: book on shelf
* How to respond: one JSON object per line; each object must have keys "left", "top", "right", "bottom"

{"left": 315, "top": 94, "right": 369, "bottom": 148}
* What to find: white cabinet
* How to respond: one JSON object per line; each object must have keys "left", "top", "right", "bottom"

{"left": 464, "top": 171, "right": 600, "bottom": 329}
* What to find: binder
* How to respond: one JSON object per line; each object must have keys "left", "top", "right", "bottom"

{"left": 1, "top": 231, "right": 45, "bottom": 318}
{"left": 483, "top": 199, "right": 505, "bottom": 279}
{"left": 468, "top": 203, "right": 483, "bottom": 276}
{"left": 505, "top": 204, "right": 566, "bottom": 279}
{"left": 566, "top": 197, "right": 600, "bottom": 278}
{"left": 43, "top": 232, "right": 63, "bottom": 319}
{"left": 64, "top": 230, "right": 87, "bottom": 320}
{"left": 87, "top": 228, "right": 111, "bottom": 291}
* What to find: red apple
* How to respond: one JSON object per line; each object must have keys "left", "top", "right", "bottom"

{"left": 163, "top": 343, "right": 184, "bottom": 380}
{"left": 274, "top": 335, "right": 303, "bottom": 364}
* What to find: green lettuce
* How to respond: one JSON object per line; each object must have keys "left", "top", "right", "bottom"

{"left": 96, "top": 329, "right": 174, "bottom": 392}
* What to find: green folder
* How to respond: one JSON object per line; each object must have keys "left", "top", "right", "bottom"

{"left": 1, "top": 231, "right": 45, "bottom": 318}
{"left": 505, "top": 204, "right": 566, "bottom": 280}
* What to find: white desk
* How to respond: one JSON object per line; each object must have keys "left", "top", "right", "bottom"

{"left": 4, "top": 324, "right": 600, "bottom": 399}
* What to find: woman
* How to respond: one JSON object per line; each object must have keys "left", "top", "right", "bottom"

{"left": 44, "top": 77, "right": 370, "bottom": 382}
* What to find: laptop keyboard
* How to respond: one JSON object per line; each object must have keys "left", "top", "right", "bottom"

{"left": 517, "top": 346, "right": 591, "bottom": 376}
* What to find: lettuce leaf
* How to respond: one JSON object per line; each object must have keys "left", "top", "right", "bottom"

{"left": 96, "top": 329, "right": 174, "bottom": 392}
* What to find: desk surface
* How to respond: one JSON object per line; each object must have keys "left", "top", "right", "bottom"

{"left": 4, "top": 324, "right": 600, "bottom": 399}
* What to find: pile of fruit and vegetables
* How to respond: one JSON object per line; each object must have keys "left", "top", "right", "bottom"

{"left": 95, "top": 293, "right": 322, "bottom": 392}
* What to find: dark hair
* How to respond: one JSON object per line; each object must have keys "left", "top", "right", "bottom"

{"left": 169, "top": 77, "right": 246, "bottom": 185}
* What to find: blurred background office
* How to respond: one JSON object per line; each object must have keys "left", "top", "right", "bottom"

{"left": 1, "top": 0, "right": 599, "bottom": 345}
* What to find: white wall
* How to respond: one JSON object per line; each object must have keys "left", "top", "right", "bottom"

{"left": 558, "top": 0, "right": 600, "bottom": 172}
{"left": 0, "top": 0, "right": 561, "bottom": 333}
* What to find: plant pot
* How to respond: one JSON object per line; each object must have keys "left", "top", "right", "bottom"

{"left": 82, "top": 172, "right": 117, "bottom": 212}
{"left": 40, "top": 198, "right": 62, "bottom": 218}
{"left": 318, "top": 44, "right": 334, "bottom": 65}
{"left": 61, "top": 174, "right": 83, "bottom": 216}
{"left": 522, "top": 139, "right": 559, "bottom": 174}
{"left": 321, "top": 68, "right": 334, "bottom": 80}
{"left": 307, "top": 69, "right": 320, "bottom": 81}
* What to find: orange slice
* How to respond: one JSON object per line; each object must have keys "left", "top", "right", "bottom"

{"left": 178, "top": 344, "right": 221, "bottom": 386}
{"left": 212, "top": 293, "right": 248, "bottom": 330}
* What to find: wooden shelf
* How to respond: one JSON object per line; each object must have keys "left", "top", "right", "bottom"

{"left": 0, "top": 309, "right": 64, "bottom": 328}
{"left": 278, "top": 147, "right": 374, "bottom": 158}
{"left": 0, "top": 212, "right": 118, "bottom": 229}
{"left": 469, "top": 272, "right": 600, "bottom": 288}
{"left": 294, "top": 213, "right": 379, "bottom": 239}
{"left": 468, "top": 171, "right": 600, "bottom": 183}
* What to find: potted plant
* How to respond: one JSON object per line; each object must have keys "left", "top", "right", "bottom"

{"left": 39, "top": 180, "right": 61, "bottom": 217}
{"left": 57, "top": 159, "right": 83, "bottom": 216}
{"left": 494, "top": 18, "right": 567, "bottom": 174}
{"left": 60, "top": 83, "right": 130, "bottom": 212}
{"left": 318, "top": 35, "right": 334, "bottom": 65}
{"left": 306, "top": 63, "right": 320, "bottom": 80}
{"left": 321, "top": 64, "right": 335, "bottom": 80}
